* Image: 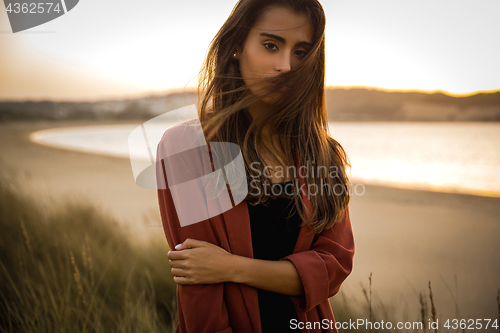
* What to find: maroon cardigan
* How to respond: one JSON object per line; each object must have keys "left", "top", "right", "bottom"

{"left": 156, "top": 120, "right": 355, "bottom": 333}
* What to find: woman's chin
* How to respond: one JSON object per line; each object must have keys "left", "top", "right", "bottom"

{"left": 260, "top": 89, "right": 284, "bottom": 105}
{"left": 248, "top": 85, "right": 285, "bottom": 106}
{"left": 259, "top": 95, "right": 280, "bottom": 106}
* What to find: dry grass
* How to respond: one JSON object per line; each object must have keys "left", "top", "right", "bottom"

{"left": 329, "top": 273, "right": 499, "bottom": 333}
{"left": 2, "top": 167, "right": 497, "bottom": 332}
{"left": 0, "top": 172, "right": 177, "bottom": 332}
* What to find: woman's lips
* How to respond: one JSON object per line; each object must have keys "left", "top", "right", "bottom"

{"left": 268, "top": 82, "right": 287, "bottom": 92}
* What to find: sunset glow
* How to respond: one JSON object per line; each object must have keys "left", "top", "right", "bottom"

{"left": 1, "top": 0, "right": 499, "bottom": 100}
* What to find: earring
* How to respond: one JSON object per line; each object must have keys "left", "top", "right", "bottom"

{"left": 233, "top": 52, "right": 237, "bottom": 58}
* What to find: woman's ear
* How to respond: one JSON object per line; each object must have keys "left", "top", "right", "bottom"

{"left": 233, "top": 46, "right": 242, "bottom": 59}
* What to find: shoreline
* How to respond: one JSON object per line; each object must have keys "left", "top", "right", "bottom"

{"left": 25, "top": 120, "right": 500, "bottom": 199}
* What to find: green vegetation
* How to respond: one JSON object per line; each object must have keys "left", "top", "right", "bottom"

{"left": 0, "top": 174, "right": 177, "bottom": 332}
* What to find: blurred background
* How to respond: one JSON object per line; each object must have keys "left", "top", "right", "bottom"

{"left": 1, "top": 0, "right": 499, "bottom": 331}
{"left": 2, "top": 0, "right": 500, "bottom": 99}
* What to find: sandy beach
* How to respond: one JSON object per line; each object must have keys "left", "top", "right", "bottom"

{"left": 1, "top": 120, "right": 499, "bottom": 326}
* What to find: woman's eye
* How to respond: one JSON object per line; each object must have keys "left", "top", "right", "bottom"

{"left": 295, "top": 50, "right": 308, "bottom": 58}
{"left": 264, "top": 42, "right": 278, "bottom": 51}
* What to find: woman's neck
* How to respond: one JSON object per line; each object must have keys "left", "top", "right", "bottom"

{"left": 246, "top": 103, "right": 293, "bottom": 183}
{"left": 247, "top": 100, "right": 273, "bottom": 143}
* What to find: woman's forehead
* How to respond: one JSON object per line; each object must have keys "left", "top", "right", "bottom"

{"left": 252, "top": 6, "right": 313, "bottom": 42}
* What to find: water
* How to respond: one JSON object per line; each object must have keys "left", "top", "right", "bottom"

{"left": 30, "top": 122, "right": 500, "bottom": 197}
{"left": 329, "top": 122, "right": 500, "bottom": 197}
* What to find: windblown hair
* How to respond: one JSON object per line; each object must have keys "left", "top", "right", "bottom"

{"left": 197, "top": 0, "right": 350, "bottom": 234}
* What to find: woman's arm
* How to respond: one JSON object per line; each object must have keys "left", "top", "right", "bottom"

{"left": 168, "top": 207, "right": 354, "bottom": 313}
{"left": 168, "top": 238, "right": 305, "bottom": 296}
{"left": 280, "top": 208, "right": 354, "bottom": 312}
{"left": 233, "top": 255, "right": 304, "bottom": 296}
{"left": 156, "top": 125, "right": 235, "bottom": 333}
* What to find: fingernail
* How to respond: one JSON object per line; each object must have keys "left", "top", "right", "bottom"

{"left": 175, "top": 243, "right": 182, "bottom": 250}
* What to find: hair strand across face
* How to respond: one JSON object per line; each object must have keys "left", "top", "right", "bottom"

{"left": 197, "top": 0, "right": 350, "bottom": 234}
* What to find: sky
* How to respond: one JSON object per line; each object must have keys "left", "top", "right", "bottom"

{"left": 1, "top": 0, "right": 499, "bottom": 101}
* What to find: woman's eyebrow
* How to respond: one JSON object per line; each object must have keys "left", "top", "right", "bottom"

{"left": 259, "top": 32, "right": 312, "bottom": 47}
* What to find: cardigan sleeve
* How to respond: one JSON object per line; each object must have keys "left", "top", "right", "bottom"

{"left": 156, "top": 130, "right": 233, "bottom": 333}
{"left": 157, "top": 185, "right": 233, "bottom": 333}
{"left": 280, "top": 207, "right": 354, "bottom": 313}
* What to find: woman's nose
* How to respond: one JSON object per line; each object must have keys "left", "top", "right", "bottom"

{"left": 275, "top": 53, "right": 292, "bottom": 73}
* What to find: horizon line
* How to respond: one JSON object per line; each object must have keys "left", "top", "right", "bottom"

{"left": 1, "top": 85, "right": 499, "bottom": 103}
{"left": 324, "top": 85, "right": 500, "bottom": 98}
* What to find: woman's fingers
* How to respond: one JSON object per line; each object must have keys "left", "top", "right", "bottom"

{"left": 167, "top": 239, "right": 232, "bottom": 284}
{"left": 167, "top": 250, "right": 186, "bottom": 260}
{"left": 175, "top": 238, "right": 208, "bottom": 251}
{"left": 171, "top": 267, "right": 187, "bottom": 277}
{"left": 183, "top": 238, "right": 202, "bottom": 248}
{"left": 169, "top": 259, "right": 185, "bottom": 268}
{"left": 171, "top": 268, "right": 198, "bottom": 285}
{"left": 168, "top": 247, "right": 198, "bottom": 260}
{"left": 173, "top": 276, "right": 193, "bottom": 285}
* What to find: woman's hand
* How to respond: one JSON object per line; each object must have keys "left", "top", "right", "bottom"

{"left": 167, "top": 238, "right": 235, "bottom": 285}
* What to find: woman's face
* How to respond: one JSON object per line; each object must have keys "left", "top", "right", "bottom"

{"left": 235, "top": 6, "right": 314, "bottom": 105}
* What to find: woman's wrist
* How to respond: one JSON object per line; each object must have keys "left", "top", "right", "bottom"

{"left": 228, "top": 254, "right": 254, "bottom": 284}
{"left": 226, "top": 254, "right": 304, "bottom": 295}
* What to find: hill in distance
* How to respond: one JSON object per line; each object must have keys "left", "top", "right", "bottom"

{"left": 1, "top": 87, "right": 499, "bottom": 122}
{"left": 326, "top": 88, "right": 500, "bottom": 121}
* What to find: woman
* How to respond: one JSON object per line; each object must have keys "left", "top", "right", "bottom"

{"left": 156, "top": 0, "right": 354, "bottom": 332}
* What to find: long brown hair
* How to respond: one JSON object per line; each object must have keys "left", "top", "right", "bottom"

{"left": 197, "top": 0, "right": 350, "bottom": 234}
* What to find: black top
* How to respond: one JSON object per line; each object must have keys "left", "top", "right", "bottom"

{"left": 247, "top": 181, "right": 302, "bottom": 332}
